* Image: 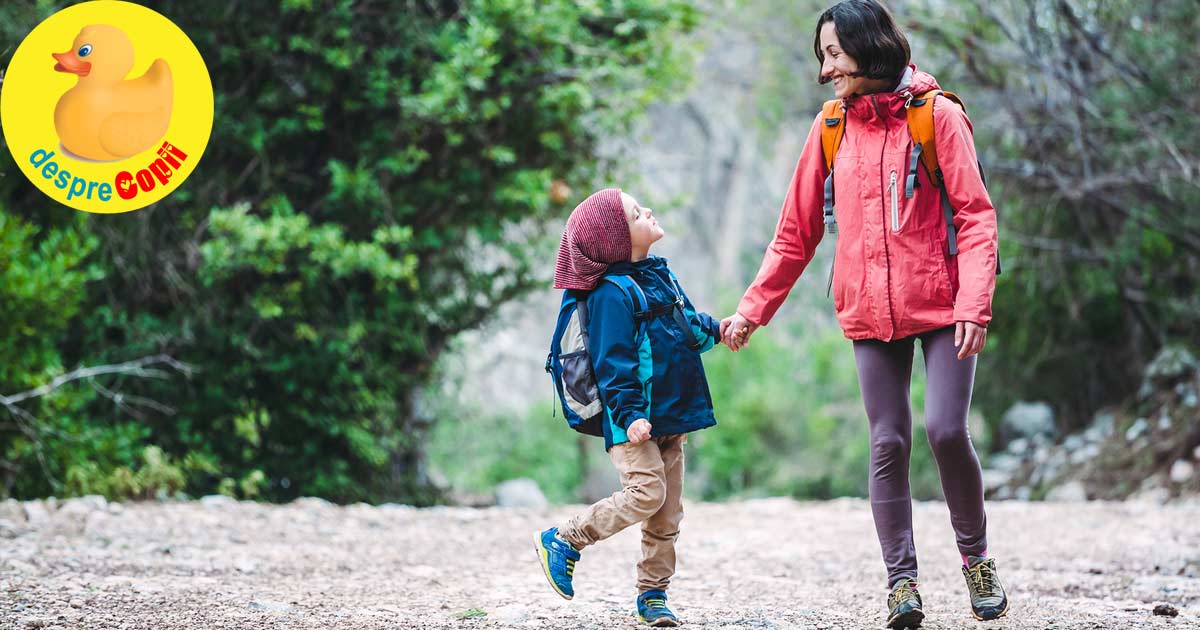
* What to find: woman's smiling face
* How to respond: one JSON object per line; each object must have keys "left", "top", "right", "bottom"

{"left": 819, "top": 21, "right": 866, "bottom": 99}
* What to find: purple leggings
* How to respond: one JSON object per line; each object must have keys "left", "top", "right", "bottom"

{"left": 853, "top": 325, "right": 988, "bottom": 588}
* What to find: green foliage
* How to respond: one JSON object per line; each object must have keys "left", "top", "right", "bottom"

{"left": 0, "top": 1, "right": 700, "bottom": 502}
{"left": 906, "top": 0, "right": 1200, "bottom": 430}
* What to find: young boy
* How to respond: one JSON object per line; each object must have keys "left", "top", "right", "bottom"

{"left": 536, "top": 187, "right": 726, "bottom": 627}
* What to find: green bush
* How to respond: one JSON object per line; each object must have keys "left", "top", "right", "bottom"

{"left": 1, "top": 0, "right": 700, "bottom": 502}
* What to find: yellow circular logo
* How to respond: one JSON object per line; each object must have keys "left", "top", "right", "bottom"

{"left": 1, "top": 1, "right": 213, "bottom": 214}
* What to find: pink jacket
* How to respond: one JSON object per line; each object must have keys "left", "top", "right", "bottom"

{"left": 738, "top": 67, "right": 998, "bottom": 341}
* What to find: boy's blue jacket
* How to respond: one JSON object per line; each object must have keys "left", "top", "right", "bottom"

{"left": 579, "top": 255, "right": 720, "bottom": 449}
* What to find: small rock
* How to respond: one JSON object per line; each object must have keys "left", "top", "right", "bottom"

{"left": 290, "top": 497, "right": 334, "bottom": 510}
{"left": 1153, "top": 603, "right": 1179, "bottom": 617}
{"left": 581, "top": 466, "right": 622, "bottom": 504}
{"left": 65, "top": 495, "right": 107, "bottom": 511}
{"left": 491, "top": 604, "right": 530, "bottom": 624}
{"left": 0, "top": 519, "right": 27, "bottom": 538}
{"left": 24, "top": 618, "right": 52, "bottom": 629}
{"left": 981, "top": 469, "right": 1011, "bottom": 492}
{"left": 1046, "top": 480, "right": 1088, "bottom": 502}
{"left": 69, "top": 599, "right": 83, "bottom": 609}
{"left": 1125, "top": 418, "right": 1148, "bottom": 442}
{"left": 23, "top": 501, "right": 51, "bottom": 525}
{"left": 1084, "top": 412, "right": 1116, "bottom": 442}
{"left": 405, "top": 564, "right": 438, "bottom": 578}
{"left": 987, "top": 453, "right": 1021, "bottom": 472}
{"left": 1069, "top": 443, "right": 1100, "bottom": 465}
{"left": 494, "top": 478, "right": 547, "bottom": 508}
{"left": 0, "top": 498, "right": 25, "bottom": 522}
{"left": 1130, "top": 485, "right": 1170, "bottom": 505}
{"left": 1143, "top": 346, "right": 1198, "bottom": 386}
{"left": 248, "top": 600, "right": 296, "bottom": 613}
{"left": 200, "top": 495, "right": 237, "bottom": 508}
{"left": 54, "top": 499, "right": 99, "bottom": 535}
{"left": 1000, "top": 401, "right": 1056, "bottom": 442}
{"left": 1169, "top": 459, "right": 1194, "bottom": 484}
{"left": 1005, "top": 437, "right": 1029, "bottom": 456}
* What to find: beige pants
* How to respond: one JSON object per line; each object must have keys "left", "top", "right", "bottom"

{"left": 559, "top": 434, "right": 686, "bottom": 594}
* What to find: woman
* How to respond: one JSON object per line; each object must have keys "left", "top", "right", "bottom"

{"left": 720, "top": 1, "right": 1006, "bottom": 627}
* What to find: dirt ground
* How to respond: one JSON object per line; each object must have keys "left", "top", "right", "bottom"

{"left": 2, "top": 496, "right": 1198, "bottom": 629}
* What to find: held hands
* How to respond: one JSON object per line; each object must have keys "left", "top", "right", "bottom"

{"left": 955, "top": 321, "right": 987, "bottom": 360}
{"left": 627, "top": 418, "right": 652, "bottom": 444}
{"left": 719, "top": 313, "right": 760, "bottom": 352}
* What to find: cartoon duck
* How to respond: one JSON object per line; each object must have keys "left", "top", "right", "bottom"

{"left": 52, "top": 24, "right": 173, "bottom": 161}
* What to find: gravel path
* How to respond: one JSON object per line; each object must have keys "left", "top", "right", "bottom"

{"left": 2, "top": 496, "right": 1198, "bottom": 629}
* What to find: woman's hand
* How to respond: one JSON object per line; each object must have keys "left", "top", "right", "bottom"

{"left": 627, "top": 418, "right": 652, "bottom": 444}
{"left": 955, "top": 321, "right": 987, "bottom": 360}
{"left": 720, "top": 313, "right": 760, "bottom": 352}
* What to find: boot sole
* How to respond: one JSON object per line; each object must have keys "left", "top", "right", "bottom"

{"left": 887, "top": 608, "right": 925, "bottom": 629}
{"left": 638, "top": 613, "right": 680, "bottom": 627}
{"left": 972, "top": 599, "right": 1009, "bottom": 621}
{"left": 533, "top": 532, "right": 573, "bottom": 601}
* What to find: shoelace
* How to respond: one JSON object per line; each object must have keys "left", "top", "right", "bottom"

{"left": 643, "top": 598, "right": 669, "bottom": 611}
{"left": 968, "top": 562, "right": 998, "bottom": 597}
{"left": 889, "top": 582, "right": 919, "bottom": 608}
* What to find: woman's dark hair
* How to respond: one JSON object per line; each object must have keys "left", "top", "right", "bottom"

{"left": 813, "top": 0, "right": 910, "bottom": 85}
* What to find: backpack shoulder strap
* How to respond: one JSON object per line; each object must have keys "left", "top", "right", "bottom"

{"left": 820, "top": 99, "right": 845, "bottom": 236}
{"left": 905, "top": 89, "right": 967, "bottom": 187}
{"left": 820, "top": 99, "right": 846, "bottom": 173}
{"left": 906, "top": 90, "right": 969, "bottom": 257}
{"left": 600, "top": 275, "right": 648, "bottom": 319}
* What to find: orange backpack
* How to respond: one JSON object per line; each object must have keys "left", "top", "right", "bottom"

{"left": 819, "top": 89, "right": 999, "bottom": 274}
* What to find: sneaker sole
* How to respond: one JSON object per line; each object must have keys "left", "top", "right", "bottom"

{"left": 638, "top": 613, "right": 680, "bottom": 627}
{"left": 887, "top": 608, "right": 924, "bottom": 629}
{"left": 972, "top": 599, "right": 1009, "bottom": 621}
{"left": 533, "top": 532, "right": 573, "bottom": 600}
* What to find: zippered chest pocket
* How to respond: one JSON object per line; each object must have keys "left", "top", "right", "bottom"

{"left": 889, "top": 170, "right": 899, "bottom": 233}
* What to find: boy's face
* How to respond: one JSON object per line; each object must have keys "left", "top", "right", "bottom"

{"left": 621, "top": 192, "right": 664, "bottom": 252}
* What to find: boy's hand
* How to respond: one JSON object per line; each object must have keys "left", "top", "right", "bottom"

{"left": 720, "top": 313, "right": 759, "bottom": 352}
{"left": 627, "top": 418, "right": 652, "bottom": 444}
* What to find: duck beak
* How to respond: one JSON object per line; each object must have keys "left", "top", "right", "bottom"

{"left": 52, "top": 51, "right": 91, "bottom": 77}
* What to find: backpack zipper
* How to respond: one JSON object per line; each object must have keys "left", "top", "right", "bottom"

{"left": 889, "top": 170, "right": 899, "bottom": 232}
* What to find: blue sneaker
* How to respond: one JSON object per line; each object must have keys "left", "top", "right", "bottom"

{"left": 637, "top": 590, "right": 679, "bottom": 627}
{"left": 535, "top": 527, "right": 580, "bottom": 600}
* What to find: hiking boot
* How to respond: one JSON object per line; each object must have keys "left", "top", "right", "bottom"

{"left": 887, "top": 578, "right": 925, "bottom": 629}
{"left": 534, "top": 527, "right": 580, "bottom": 600}
{"left": 963, "top": 556, "right": 1009, "bottom": 621}
{"left": 637, "top": 590, "right": 679, "bottom": 627}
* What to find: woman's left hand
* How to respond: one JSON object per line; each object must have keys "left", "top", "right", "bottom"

{"left": 955, "top": 321, "right": 987, "bottom": 360}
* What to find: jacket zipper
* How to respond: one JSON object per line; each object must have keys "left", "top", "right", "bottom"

{"left": 872, "top": 94, "right": 898, "bottom": 338}
{"left": 889, "top": 170, "right": 899, "bottom": 232}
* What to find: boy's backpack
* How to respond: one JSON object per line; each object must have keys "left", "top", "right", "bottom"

{"left": 545, "top": 275, "right": 650, "bottom": 437}
{"left": 818, "top": 89, "right": 1001, "bottom": 275}
{"left": 545, "top": 272, "right": 701, "bottom": 437}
